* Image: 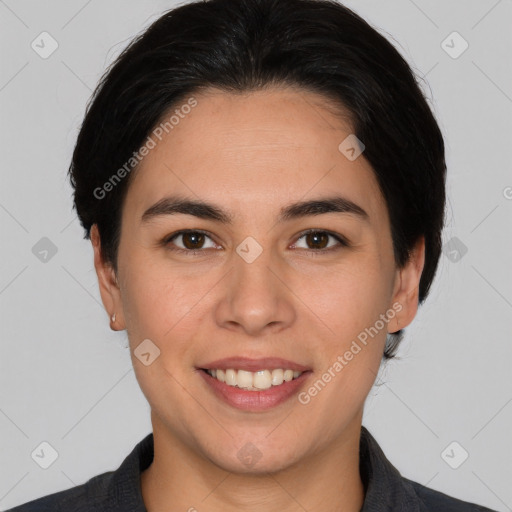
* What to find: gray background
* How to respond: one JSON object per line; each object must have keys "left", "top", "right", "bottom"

{"left": 1, "top": 0, "right": 511, "bottom": 510}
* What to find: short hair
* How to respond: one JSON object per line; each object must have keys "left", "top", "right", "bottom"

{"left": 68, "top": 0, "right": 447, "bottom": 359}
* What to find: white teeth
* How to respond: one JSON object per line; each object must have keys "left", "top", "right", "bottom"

{"left": 205, "top": 368, "right": 304, "bottom": 390}
{"left": 253, "top": 370, "right": 272, "bottom": 390}
{"left": 271, "top": 369, "right": 284, "bottom": 386}
{"left": 237, "top": 370, "right": 253, "bottom": 389}
{"left": 225, "top": 369, "right": 237, "bottom": 386}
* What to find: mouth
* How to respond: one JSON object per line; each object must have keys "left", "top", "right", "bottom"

{"left": 196, "top": 357, "right": 312, "bottom": 411}
{"left": 201, "top": 368, "right": 304, "bottom": 390}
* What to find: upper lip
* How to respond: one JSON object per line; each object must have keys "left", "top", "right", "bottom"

{"left": 198, "top": 357, "right": 311, "bottom": 372}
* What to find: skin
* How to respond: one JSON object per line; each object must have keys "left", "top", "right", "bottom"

{"left": 91, "top": 86, "right": 425, "bottom": 512}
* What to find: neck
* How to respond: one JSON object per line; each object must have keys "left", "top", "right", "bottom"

{"left": 141, "top": 413, "right": 365, "bottom": 512}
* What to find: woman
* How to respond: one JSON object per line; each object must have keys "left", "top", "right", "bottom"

{"left": 7, "top": 0, "right": 498, "bottom": 510}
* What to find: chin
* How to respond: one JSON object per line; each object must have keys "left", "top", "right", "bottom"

{"left": 200, "top": 436, "right": 304, "bottom": 476}
{"left": 212, "top": 450, "right": 298, "bottom": 476}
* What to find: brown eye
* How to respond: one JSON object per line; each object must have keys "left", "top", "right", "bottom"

{"left": 165, "top": 230, "right": 218, "bottom": 253}
{"left": 305, "top": 231, "right": 329, "bottom": 249}
{"left": 292, "top": 229, "right": 349, "bottom": 253}
{"left": 181, "top": 232, "right": 206, "bottom": 249}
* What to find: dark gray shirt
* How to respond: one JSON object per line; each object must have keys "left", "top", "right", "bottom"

{"left": 6, "top": 426, "right": 497, "bottom": 511}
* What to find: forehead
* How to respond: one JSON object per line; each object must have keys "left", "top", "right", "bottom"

{"left": 123, "top": 86, "right": 387, "bottom": 227}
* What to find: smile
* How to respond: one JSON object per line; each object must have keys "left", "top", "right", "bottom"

{"left": 204, "top": 368, "right": 303, "bottom": 390}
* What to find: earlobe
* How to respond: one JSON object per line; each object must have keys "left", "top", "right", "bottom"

{"left": 389, "top": 236, "right": 425, "bottom": 333}
{"left": 90, "top": 224, "right": 125, "bottom": 330}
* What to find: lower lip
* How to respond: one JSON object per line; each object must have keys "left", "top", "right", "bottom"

{"left": 198, "top": 369, "right": 311, "bottom": 411}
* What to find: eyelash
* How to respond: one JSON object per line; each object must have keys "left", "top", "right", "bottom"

{"left": 162, "top": 228, "right": 350, "bottom": 257}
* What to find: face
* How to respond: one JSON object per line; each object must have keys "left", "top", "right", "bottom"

{"left": 92, "top": 86, "right": 424, "bottom": 474}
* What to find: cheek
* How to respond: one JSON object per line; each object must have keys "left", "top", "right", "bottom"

{"left": 122, "top": 273, "right": 173, "bottom": 336}
{"left": 298, "top": 255, "right": 392, "bottom": 339}
{"left": 119, "top": 245, "right": 180, "bottom": 322}
{"left": 120, "top": 257, "right": 218, "bottom": 363}
{"left": 294, "top": 255, "right": 391, "bottom": 408}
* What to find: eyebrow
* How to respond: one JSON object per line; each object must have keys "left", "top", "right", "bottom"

{"left": 141, "top": 194, "right": 369, "bottom": 225}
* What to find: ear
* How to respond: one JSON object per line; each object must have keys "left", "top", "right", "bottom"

{"left": 388, "top": 235, "right": 425, "bottom": 333}
{"left": 91, "top": 224, "right": 125, "bottom": 331}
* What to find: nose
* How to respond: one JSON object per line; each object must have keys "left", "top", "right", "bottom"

{"left": 214, "top": 243, "right": 296, "bottom": 337}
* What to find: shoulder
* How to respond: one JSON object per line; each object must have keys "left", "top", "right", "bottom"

{"left": 5, "top": 432, "right": 153, "bottom": 512}
{"left": 407, "top": 477, "right": 498, "bottom": 511}
{"left": 4, "top": 471, "right": 113, "bottom": 512}
{"left": 359, "top": 426, "right": 498, "bottom": 512}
